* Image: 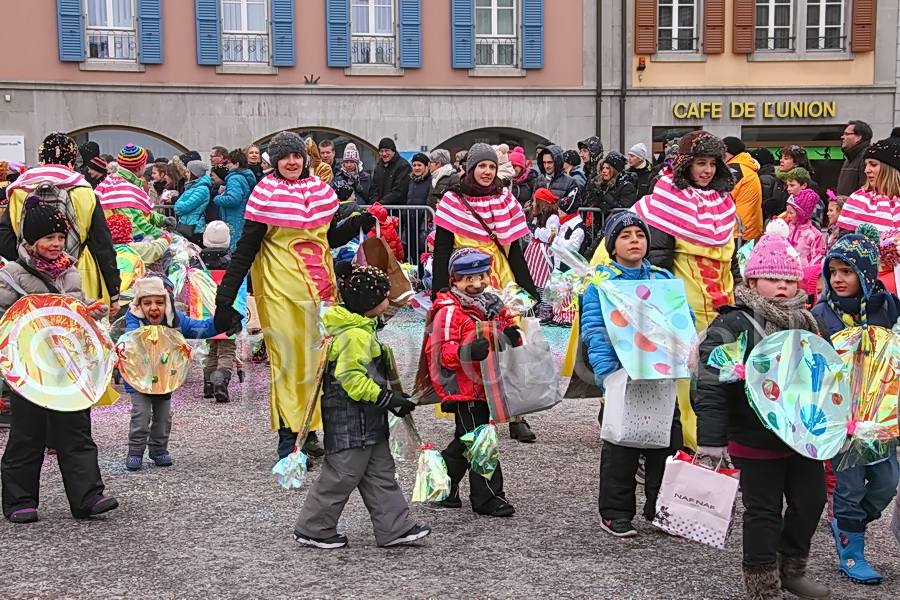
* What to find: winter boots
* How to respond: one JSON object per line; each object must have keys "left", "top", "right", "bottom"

{"left": 203, "top": 369, "right": 214, "bottom": 399}
{"left": 830, "top": 519, "right": 882, "bottom": 584}
{"left": 210, "top": 368, "right": 231, "bottom": 403}
{"left": 509, "top": 419, "right": 536, "bottom": 443}
{"left": 742, "top": 563, "right": 782, "bottom": 600}
{"left": 778, "top": 553, "right": 832, "bottom": 599}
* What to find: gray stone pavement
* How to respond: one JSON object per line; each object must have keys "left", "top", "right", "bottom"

{"left": 0, "top": 312, "right": 898, "bottom": 599}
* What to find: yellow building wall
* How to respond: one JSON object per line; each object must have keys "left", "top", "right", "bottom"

{"left": 632, "top": 2, "right": 875, "bottom": 88}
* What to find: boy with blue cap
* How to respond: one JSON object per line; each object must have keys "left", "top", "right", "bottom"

{"left": 427, "top": 247, "right": 521, "bottom": 517}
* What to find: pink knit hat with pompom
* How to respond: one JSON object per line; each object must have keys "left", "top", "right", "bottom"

{"left": 744, "top": 220, "right": 803, "bottom": 281}
{"left": 787, "top": 189, "right": 820, "bottom": 225}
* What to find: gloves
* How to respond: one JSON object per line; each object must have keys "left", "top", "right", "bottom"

{"left": 214, "top": 304, "right": 243, "bottom": 336}
{"left": 163, "top": 216, "right": 177, "bottom": 231}
{"left": 377, "top": 389, "right": 416, "bottom": 417}
{"left": 358, "top": 211, "right": 377, "bottom": 232}
{"left": 696, "top": 446, "right": 729, "bottom": 460}
{"left": 458, "top": 338, "right": 490, "bottom": 362}
{"left": 534, "top": 228, "right": 552, "bottom": 243}
{"left": 502, "top": 326, "right": 522, "bottom": 348}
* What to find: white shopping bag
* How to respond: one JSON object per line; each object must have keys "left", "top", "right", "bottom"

{"left": 601, "top": 368, "right": 677, "bottom": 449}
{"left": 652, "top": 451, "right": 740, "bottom": 549}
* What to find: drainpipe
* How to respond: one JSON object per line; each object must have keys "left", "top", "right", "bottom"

{"left": 595, "top": 0, "right": 603, "bottom": 138}
{"left": 618, "top": 0, "right": 627, "bottom": 151}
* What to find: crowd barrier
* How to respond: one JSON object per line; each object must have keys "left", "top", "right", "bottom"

{"left": 358, "top": 204, "right": 436, "bottom": 268}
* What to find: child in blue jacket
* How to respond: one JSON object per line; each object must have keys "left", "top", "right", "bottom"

{"left": 581, "top": 212, "right": 684, "bottom": 538}
{"left": 811, "top": 224, "right": 900, "bottom": 585}
{"left": 123, "top": 276, "right": 238, "bottom": 471}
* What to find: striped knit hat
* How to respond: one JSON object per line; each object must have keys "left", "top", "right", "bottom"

{"left": 118, "top": 144, "right": 148, "bottom": 171}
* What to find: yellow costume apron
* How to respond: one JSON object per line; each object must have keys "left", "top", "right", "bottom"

{"left": 453, "top": 233, "right": 516, "bottom": 287}
{"left": 251, "top": 224, "right": 335, "bottom": 432}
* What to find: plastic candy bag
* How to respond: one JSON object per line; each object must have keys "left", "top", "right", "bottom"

{"left": 411, "top": 445, "right": 451, "bottom": 502}
{"left": 707, "top": 331, "right": 748, "bottom": 383}
{"left": 460, "top": 422, "right": 500, "bottom": 479}
{"left": 389, "top": 414, "right": 423, "bottom": 461}
{"left": 549, "top": 237, "right": 592, "bottom": 276}
{"left": 272, "top": 450, "right": 308, "bottom": 490}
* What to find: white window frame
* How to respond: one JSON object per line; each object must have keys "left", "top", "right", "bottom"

{"left": 656, "top": 0, "right": 698, "bottom": 53}
{"left": 805, "top": 0, "right": 847, "bottom": 51}
{"left": 222, "top": 0, "right": 270, "bottom": 64}
{"left": 350, "top": 0, "right": 397, "bottom": 66}
{"left": 755, "top": 0, "right": 795, "bottom": 51}
{"left": 749, "top": 0, "right": 851, "bottom": 61}
{"left": 474, "top": 0, "right": 518, "bottom": 68}
{"left": 85, "top": 0, "right": 137, "bottom": 61}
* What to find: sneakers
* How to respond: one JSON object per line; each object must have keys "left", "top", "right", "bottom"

{"left": 509, "top": 420, "right": 536, "bottom": 443}
{"left": 8, "top": 508, "right": 38, "bottom": 523}
{"left": 382, "top": 524, "right": 432, "bottom": 547}
{"left": 600, "top": 518, "right": 638, "bottom": 538}
{"left": 476, "top": 500, "right": 516, "bottom": 517}
{"left": 125, "top": 454, "right": 143, "bottom": 471}
{"left": 303, "top": 431, "right": 325, "bottom": 458}
{"left": 293, "top": 530, "right": 348, "bottom": 549}
{"left": 149, "top": 451, "right": 173, "bottom": 467}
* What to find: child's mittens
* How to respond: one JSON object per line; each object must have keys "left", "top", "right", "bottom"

{"left": 163, "top": 216, "right": 177, "bottom": 231}
{"left": 458, "top": 338, "right": 490, "bottom": 362}
{"left": 86, "top": 302, "right": 109, "bottom": 320}
{"left": 534, "top": 228, "right": 552, "bottom": 243}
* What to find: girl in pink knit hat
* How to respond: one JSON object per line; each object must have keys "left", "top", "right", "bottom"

{"left": 695, "top": 221, "right": 831, "bottom": 600}
{"left": 785, "top": 188, "right": 825, "bottom": 268}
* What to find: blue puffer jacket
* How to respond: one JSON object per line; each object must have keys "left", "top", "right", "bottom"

{"left": 215, "top": 168, "right": 256, "bottom": 250}
{"left": 122, "top": 308, "right": 219, "bottom": 394}
{"left": 174, "top": 175, "right": 213, "bottom": 232}
{"left": 811, "top": 288, "right": 900, "bottom": 338}
{"left": 581, "top": 260, "right": 678, "bottom": 391}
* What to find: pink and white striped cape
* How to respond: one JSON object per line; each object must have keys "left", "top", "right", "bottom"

{"left": 5, "top": 165, "right": 90, "bottom": 199}
{"left": 95, "top": 175, "right": 154, "bottom": 214}
{"left": 433, "top": 188, "right": 528, "bottom": 245}
{"left": 836, "top": 188, "right": 900, "bottom": 233}
{"left": 634, "top": 174, "right": 736, "bottom": 248}
{"left": 244, "top": 175, "right": 338, "bottom": 229}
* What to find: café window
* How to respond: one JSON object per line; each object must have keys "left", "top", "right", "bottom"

{"left": 806, "top": 0, "right": 846, "bottom": 50}
{"left": 755, "top": 0, "right": 793, "bottom": 51}
{"left": 657, "top": 0, "right": 697, "bottom": 52}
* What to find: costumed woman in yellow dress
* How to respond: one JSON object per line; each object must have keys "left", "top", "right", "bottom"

{"left": 214, "top": 131, "right": 375, "bottom": 459}
{"left": 431, "top": 143, "right": 539, "bottom": 442}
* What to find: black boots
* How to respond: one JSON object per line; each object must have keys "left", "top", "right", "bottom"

{"left": 203, "top": 369, "right": 214, "bottom": 399}
{"left": 509, "top": 419, "right": 536, "bottom": 443}
{"left": 210, "top": 368, "right": 231, "bottom": 403}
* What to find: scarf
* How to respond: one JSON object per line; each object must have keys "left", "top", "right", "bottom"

{"left": 340, "top": 166, "right": 360, "bottom": 186}
{"left": 412, "top": 172, "right": 430, "bottom": 184}
{"left": 26, "top": 247, "right": 73, "bottom": 281}
{"left": 634, "top": 173, "right": 736, "bottom": 247}
{"left": 245, "top": 174, "right": 338, "bottom": 229}
{"left": 513, "top": 168, "right": 531, "bottom": 185}
{"left": 734, "top": 285, "right": 819, "bottom": 335}
{"left": 836, "top": 189, "right": 900, "bottom": 233}
{"left": 451, "top": 288, "right": 504, "bottom": 321}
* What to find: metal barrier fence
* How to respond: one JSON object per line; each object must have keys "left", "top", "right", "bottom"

{"left": 358, "top": 204, "right": 436, "bottom": 268}
{"left": 577, "top": 207, "right": 747, "bottom": 250}
{"left": 153, "top": 204, "right": 175, "bottom": 218}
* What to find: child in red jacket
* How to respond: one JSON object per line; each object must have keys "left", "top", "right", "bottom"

{"left": 427, "top": 247, "right": 519, "bottom": 517}
{"left": 367, "top": 202, "right": 405, "bottom": 262}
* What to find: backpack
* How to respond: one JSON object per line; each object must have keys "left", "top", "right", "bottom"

{"left": 20, "top": 183, "right": 83, "bottom": 260}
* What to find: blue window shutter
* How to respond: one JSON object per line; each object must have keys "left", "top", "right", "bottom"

{"left": 57, "top": 0, "right": 85, "bottom": 62}
{"left": 521, "top": 0, "right": 543, "bottom": 69}
{"left": 270, "top": 0, "right": 295, "bottom": 66}
{"left": 450, "top": 0, "right": 474, "bottom": 69}
{"left": 195, "top": 0, "right": 222, "bottom": 65}
{"left": 137, "top": 0, "right": 163, "bottom": 64}
{"left": 398, "top": 0, "right": 421, "bottom": 68}
{"left": 325, "top": 0, "right": 350, "bottom": 67}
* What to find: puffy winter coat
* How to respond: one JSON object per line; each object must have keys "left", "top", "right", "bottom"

{"left": 0, "top": 248, "right": 85, "bottom": 314}
{"left": 811, "top": 289, "right": 900, "bottom": 337}
{"left": 581, "top": 261, "right": 677, "bottom": 390}
{"left": 215, "top": 168, "right": 256, "bottom": 250}
{"left": 727, "top": 152, "right": 763, "bottom": 241}
{"left": 509, "top": 170, "right": 540, "bottom": 206}
{"left": 537, "top": 145, "right": 578, "bottom": 202}
{"left": 331, "top": 169, "right": 371, "bottom": 204}
{"left": 367, "top": 202, "right": 404, "bottom": 261}
{"left": 567, "top": 165, "right": 587, "bottom": 191}
{"left": 174, "top": 175, "right": 213, "bottom": 233}
{"left": 320, "top": 305, "right": 391, "bottom": 455}
{"left": 371, "top": 153, "right": 412, "bottom": 205}
{"left": 626, "top": 162, "right": 655, "bottom": 200}
{"left": 696, "top": 303, "right": 825, "bottom": 450}
{"left": 585, "top": 174, "right": 637, "bottom": 219}
{"left": 787, "top": 222, "right": 825, "bottom": 268}
{"left": 408, "top": 174, "right": 432, "bottom": 207}
{"left": 427, "top": 291, "right": 516, "bottom": 403}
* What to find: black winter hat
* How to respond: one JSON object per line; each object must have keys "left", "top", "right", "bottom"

{"left": 412, "top": 152, "right": 430, "bottom": 166}
{"left": 334, "top": 182, "right": 355, "bottom": 201}
{"left": 335, "top": 261, "right": 391, "bottom": 315}
{"left": 22, "top": 195, "right": 69, "bottom": 245}
{"left": 557, "top": 189, "right": 580, "bottom": 215}
{"left": 723, "top": 136, "right": 746, "bottom": 156}
{"left": 602, "top": 151, "right": 627, "bottom": 175}
{"left": 562, "top": 149, "right": 581, "bottom": 167}
{"left": 750, "top": 147, "right": 775, "bottom": 166}
{"left": 378, "top": 137, "right": 397, "bottom": 152}
{"left": 267, "top": 131, "right": 310, "bottom": 179}
{"left": 211, "top": 163, "right": 229, "bottom": 181}
{"left": 865, "top": 127, "right": 900, "bottom": 172}
{"left": 604, "top": 211, "right": 651, "bottom": 259}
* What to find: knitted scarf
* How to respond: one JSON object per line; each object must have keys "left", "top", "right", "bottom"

{"left": 26, "top": 247, "right": 73, "bottom": 281}
{"left": 734, "top": 285, "right": 819, "bottom": 335}
{"left": 451, "top": 288, "right": 504, "bottom": 321}
{"left": 513, "top": 168, "right": 531, "bottom": 185}
{"left": 340, "top": 166, "right": 360, "bottom": 186}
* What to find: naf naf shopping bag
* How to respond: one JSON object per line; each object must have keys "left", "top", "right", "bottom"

{"left": 355, "top": 231, "right": 414, "bottom": 321}
{"left": 601, "top": 368, "right": 676, "bottom": 449}
{"left": 652, "top": 451, "right": 740, "bottom": 549}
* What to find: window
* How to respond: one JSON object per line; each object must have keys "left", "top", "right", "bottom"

{"left": 657, "top": 0, "right": 697, "bottom": 52}
{"left": 351, "top": 0, "right": 395, "bottom": 65}
{"left": 475, "top": 0, "right": 517, "bottom": 66}
{"left": 806, "top": 0, "right": 845, "bottom": 50}
{"left": 222, "top": 0, "right": 269, "bottom": 63}
{"left": 755, "top": 0, "right": 793, "bottom": 50}
{"left": 87, "top": 0, "right": 136, "bottom": 60}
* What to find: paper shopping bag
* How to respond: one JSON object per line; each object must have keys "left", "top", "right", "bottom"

{"left": 601, "top": 368, "right": 677, "bottom": 449}
{"left": 357, "top": 236, "right": 414, "bottom": 320}
{"left": 652, "top": 450, "right": 740, "bottom": 549}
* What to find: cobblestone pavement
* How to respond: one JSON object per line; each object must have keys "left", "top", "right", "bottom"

{"left": 0, "top": 312, "right": 898, "bottom": 599}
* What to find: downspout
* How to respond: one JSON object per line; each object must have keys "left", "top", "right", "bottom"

{"left": 595, "top": 0, "right": 603, "bottom": 138}
{"left": 618, "top": 0, "right": 627, "bottom": 151}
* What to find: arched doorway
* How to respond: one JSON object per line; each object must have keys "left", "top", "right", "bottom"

{"left": 256, "top": 128, "right": 377, "bottom": 174}
{"left": 434, "top": 127, "right": 551, "bottom": 163}
{"left": 69, "top": 126, "right": 186, "bottom": 164}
